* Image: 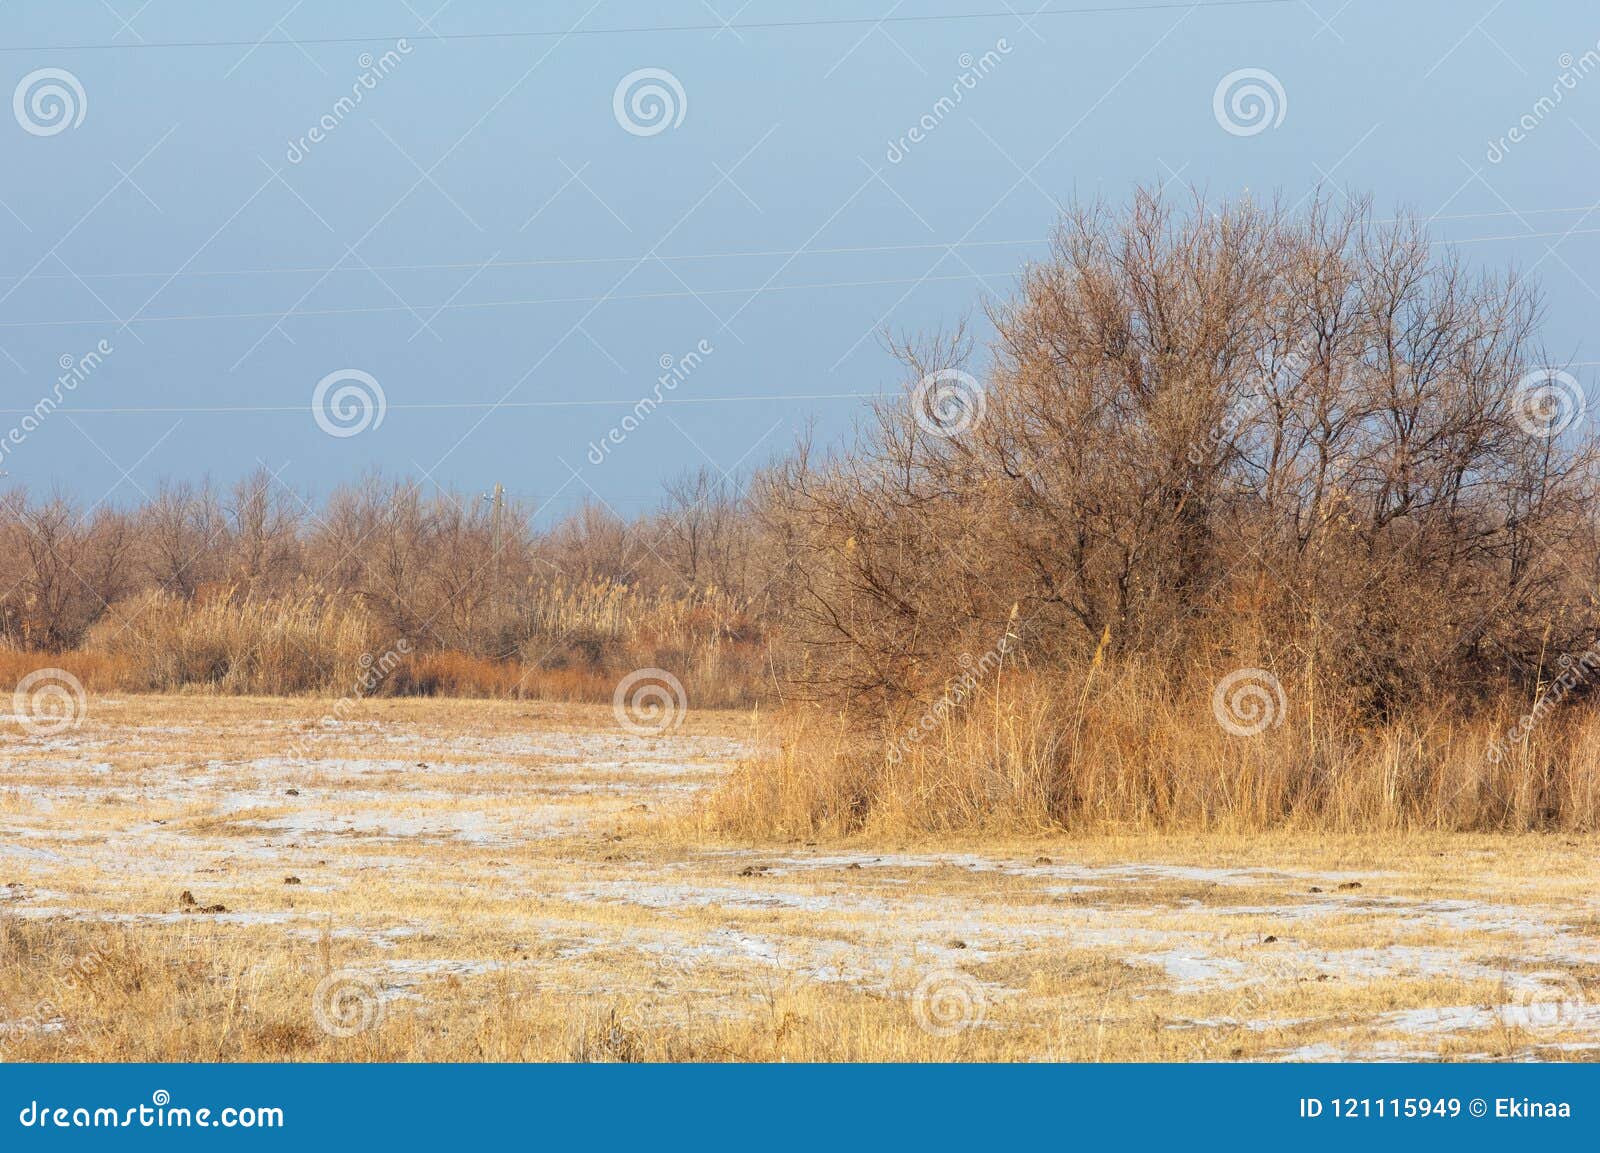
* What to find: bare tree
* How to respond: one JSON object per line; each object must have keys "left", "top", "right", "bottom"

{"left": 141, "top": 479, "right": 224, "bottom": 597}
{"left": 764, "top": 186, "right": 1599, "bottom": 721}
{"left": 225, "top": 466, "right": 301, "bottom": 595}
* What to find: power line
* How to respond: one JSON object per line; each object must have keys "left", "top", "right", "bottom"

{"left": 1443, "top": 225, "right": 1600, "bottom": 245}
{"left": 0, "top": 270, "right": 1019, "bottom": 328}
{"left": 0, "top": 240, "right": 1038, "bottom": 283}
{"left": 0, "top": 392, "right": 884, "bottom": 416}
{"left": 0, "top": 1, "right": 1295, "bottom": 52}
{"left": 8, "top": 212, "right": 1600, "bottom": 330}
{"left": 8, "top": 363, "right": 1600, "bottom": 419}
{"left": 5, "top": 203, "right": 1599, "bottom": 284}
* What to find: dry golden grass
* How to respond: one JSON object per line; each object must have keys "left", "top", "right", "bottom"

{"left": 1, "top": 693, "right": 1596, "bottom": 1062}
{"left": 0, "top": 648, "right": 134, "bottom": 694}
{"left": 706, "top": 670, "right": 1600, "bottom": 838}
{"left": 86, "top": 585, "right": 382, "bottom": 695}
{"left": 7, "top": 578, "right": 765, "bottom": 702}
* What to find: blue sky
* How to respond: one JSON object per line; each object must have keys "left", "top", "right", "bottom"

{"left": 2, "top": 0, "right": 1597, "bottom": 518}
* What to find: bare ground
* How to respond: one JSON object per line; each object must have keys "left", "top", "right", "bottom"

{"left": 1, "top": 695, "right": 1597, "bottom": 1061}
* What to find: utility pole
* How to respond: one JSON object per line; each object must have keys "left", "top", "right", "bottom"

{"left": 487, "top": 483, "right": 504, "bottom": 632}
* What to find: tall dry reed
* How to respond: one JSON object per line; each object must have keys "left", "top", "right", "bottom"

{"left": 706, "top": 667, "right": 1600, "bottom": 836}
{"left": 12, "top": 579, "right": 770, "bottom": 702}
{"left": 83, "top": 585, "right": 384, "bottom": 695}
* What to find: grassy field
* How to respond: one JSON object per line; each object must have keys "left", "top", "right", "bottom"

{"left": 2, "top": 694, "right": 1597, "bottom": 1062}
